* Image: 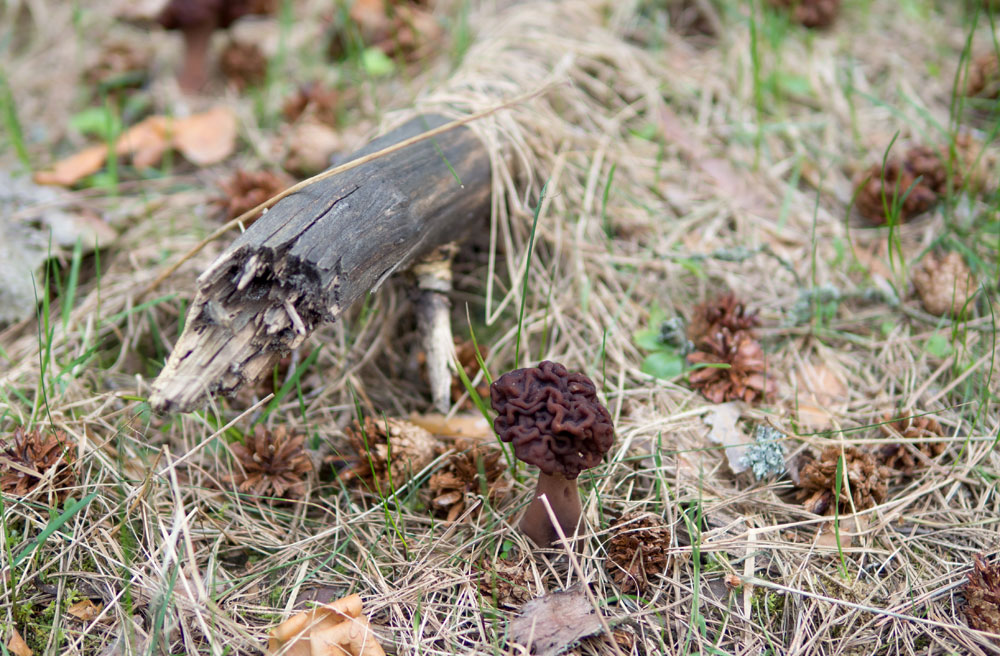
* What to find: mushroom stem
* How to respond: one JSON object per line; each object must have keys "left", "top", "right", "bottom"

{"left": 519, "top": 471, "right": 582, "bottom": 547}
{"left": 178, "top": 21, "right": 216, "bottom": 93}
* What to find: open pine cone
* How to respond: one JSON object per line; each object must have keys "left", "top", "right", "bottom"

{"left": 340, "top": 416, "right": 437, "bottom": 492}
{"left": 215, "top": 169, "right": 291, "bottom": 224}
{"left": 1, "top": 427, "right": 76, "bottom": 501}
{"left": 965, "top": 53, "right": 1000, "bottom": 98}
{"left": 428, "top": 439, "right": 508, "bottom": 522}
{"left": 220, "top": 39, "right": 268, "bottom": 90}
{"left": 227, "top": 425, "right": 312, "bottom": 500}
{"left": 478, "top": 557, "right": 533, "bottom": 608}
{"left": 687, "top": 292, "right": 760, "bottom": 343}
{"left": 878, "top": 414, "right": 946, "bottom": 474}
{"left": 605, "top": 512, "right": 672, "bottom": 595}
{"left": 964, "top": 554, "right": 1000, "bottom": 639}
{"left": 797, "top": 446, "right": 888, "bottom": 514}
{"left": 912, "top": 251, "right": 977, "bottom": 317}
{"left": 283, "top": 83, "right": 340, "bottom": 127}
{"left": 767, "top": 0, "right": 840, "bottom": 28}
{"left": 687, "top": 328, "right": 774, "bottom": 404}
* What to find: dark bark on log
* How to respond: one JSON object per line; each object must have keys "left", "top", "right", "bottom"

{"left": 150, "top": 114, "right": 491, "bottom": 412}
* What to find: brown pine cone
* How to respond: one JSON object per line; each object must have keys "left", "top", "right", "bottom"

{"left": 227, "top": 425, "right": 312, "bottom": 500}
{"left": 283, "top": 83, "right": 340, "bottom": 127}
{"left": 767, "top": 0, "right": 840, "bottom": 28}
{"left": 965, "top": 53, "right": 1000, "bottom": 98}
{"left": 85, "top": 41, "right": 151, "bottom": 90}
{"left": 604, "top": 512, "right": 672, "bottom": 595}
{"left": 797, "top": 446, "right": 888, "bottom": 514}
{"left": 478, "top": 557, "right": 533, "bottom": 608}
{"left": 340, "top": 416, "right": 438, "bottom": 492}
{"left": 686, "top": 328, "right": 775, "bottom": 404}
{"left": 688, "top": 292, "right": 760, "bottom": 343}
{"left": 327, "top": 0, "right": 441, "bottom": 63}
{"left": 428, "top": 439, "right": 508, "bottom": 522}
{"left": 1, "top": 427, "right": 76, "bottom": 502}
{"left": 964, "top": 554, "right": 1000, "bottom": 640}
{"left": 855, "top": 159, "right": 937, "bottom": 224}
{"left": 215, "top": 169, "right": 291, "bottom": 224}
{"left": 878, "top": 414, "right": 945, "bottom": 474}
{"left": 220, "top": 40, "right": 268, "bottom": 90}
{"left": 912, "top": 251, "right": 977, "bottom": 317}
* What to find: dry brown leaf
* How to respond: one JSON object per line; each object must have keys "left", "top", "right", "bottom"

{"left": 67, "top": 599, "right": 103, "bottom": 621}
{"left": 509, "top": 584, "right": 603, "bottom": 656}
{"left": 35, "top": 108, "right": 237, "bottom": 187}
{"left": 115, "top": 116, "right": 171, "bottom": 169}
{"left": 173, "top": 108, "right": 238, "bottom": 166}
{"left": 703, "top": 402, "right": 748, "bottom": 474}
{"left": 815, "top": 515, "right": 869, "bottom": 549}
{"left": 6, "top": 628, "right": 32, "bottom": 656}
{"left": 407, "top": 412, "right": 491, "bottom": 439}
{"left": 268, "top": 593, "right": 386, "bottom": 656}
{"left": 795, "top": 361, "right": 848, "bottom": 429}
{"left": 33, "top": 145, "right": 108, "bottom": 186}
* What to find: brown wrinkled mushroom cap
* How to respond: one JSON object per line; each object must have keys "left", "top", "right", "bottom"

{"left": 158, "top": 0, "right": 275, "bottom": 30}
{"left": 490, "top": 360, "right": 614, "bottom": 479}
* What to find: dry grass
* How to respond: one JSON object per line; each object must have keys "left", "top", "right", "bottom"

{"left": 1, "top": 0, "right": 999, "bottom": 654}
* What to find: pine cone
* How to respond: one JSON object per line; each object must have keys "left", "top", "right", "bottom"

{"left": 878, "top": 414, "right": 945, "bottom": 474}
{"left": 341, "top": 416, "right": 437, "bottom": 491}
{"left": 965, "top": 53, "right": 1000, "bottom": 98}
{"left": 797, "top": 446, "right": 888, "bottom": 514}
{"left": 964, "top": 554, "right": 1000, "bottom": 639}
{"left": 604, "top": 512, "right": 672, "bottom": 595}
{"left": 686, "top": 328, "right": 775, "bottom": 404}
{"left": 478, "top": 557, "right": 533, "bottom": 608}
{"left": 215, "top": 169, "right": 291, "bottom": 224}
{"left": 912, "top": 251, "right": 977, "bottom": 317}
{"left": 428, "top": 439, "right": 508, "bottom": 522}
{"left": 767, "top": 0, "right": 840, "bottom": 28}
{"left": 687, "top": 292, "right": 760, "bottom": 343}
{"left": 220, "top": 40, "right": 268, "bottom": 90}
{"left": 1, "top": 428, "right": 76, "bottom": 501}
{"left": 327, "top": 0, "right": 441, "bottom": 63}
{"left": 282, "top": 83, "right": 340, "bottom": 127}
{"left": 227, "top": 425, "right": 312, "bottom": 500}
{"left": 855, "top": 144, "right": 956, "bottom": 224}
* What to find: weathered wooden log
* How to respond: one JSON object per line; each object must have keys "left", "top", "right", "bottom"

{"left": 150, "top": 115, "right": 491, "bottom": 412}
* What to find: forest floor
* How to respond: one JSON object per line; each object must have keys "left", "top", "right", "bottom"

{"left": 1, "top": 0, "right": 999, "bottom": 654}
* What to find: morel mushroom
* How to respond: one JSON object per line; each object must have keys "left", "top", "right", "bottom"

{"left": 490, "top": 360, "right": 615, "bottom": 547}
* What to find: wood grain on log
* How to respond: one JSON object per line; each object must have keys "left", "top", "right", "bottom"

{"left": 150, "top": 115, "right": 491, "bottom": 412}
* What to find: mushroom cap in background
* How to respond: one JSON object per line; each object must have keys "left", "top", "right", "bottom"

{"left": 490, "top": 360, "right": 614, "bottom": 479}
{"left": 157, "top": 0, "right": 277, "bottom": 30}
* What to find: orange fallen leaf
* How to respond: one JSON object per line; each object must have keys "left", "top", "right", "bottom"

{"left": 34, "top": 108, "right": 238, "bottom": 187}
{"left": 6, "top": 627, "right": 32, "bottom": 656}
{"left": 407, "top": 412, "right": 491, "bottom": 439}
{"left": 268, "top": 593, "right": 386, "bottom": 656}
{"left": 33, "top": 145, "right": 108, "bottom": 186}
{"left": 67, "top": 599, "right": 103, "bottom": 621}
{"left": 173, "top": 107, "right": 238, "bottom": 166}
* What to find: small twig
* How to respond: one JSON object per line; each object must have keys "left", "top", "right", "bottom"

{"left": 141, "top": 83, "right": 557, "bottom": 298}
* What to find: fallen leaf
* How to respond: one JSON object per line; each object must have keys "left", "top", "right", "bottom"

{"left": 407, "top": 412, "right": 491, "bottom": 439}
{"left": 795, "top": 361, "right": 848, "bottom": 429}
{"left": 67, "top": 599, "right": 103, "bottom": 621}
{"left": 268, "top": 593, "right": 386, "bottom": 656}
{"left": 509, "top": 583, "right": 603, "bottom": 656}
{"left": 115, "top": 116, "right": 170, "bottom": 168}
{"left": 6, "top": 627, "right": 32, "bottom": 656}
{"left": 33, "top": 145, "right": 107, "bottom": 186}
{"left": 703, "top": 402, "right": 749, "bottom": 474}
{"left": 173, "top": 107, "right": 238, "bottom": 166}
{"left": 34, "top": 108, "right": 237, "bottom": 187}
{"left": 815, "top": 514, "right": 870, "bottom": 549}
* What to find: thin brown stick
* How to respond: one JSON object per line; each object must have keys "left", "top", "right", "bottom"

{"left": 141, "top": 83, "right": 556, "bottom": 298}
